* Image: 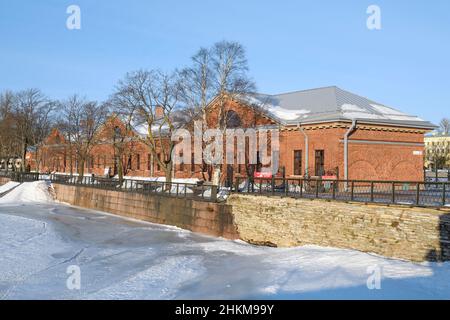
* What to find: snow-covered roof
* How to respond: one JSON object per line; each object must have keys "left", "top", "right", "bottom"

{"left": 241, "top": 86, "right": 436, "bottom": 129}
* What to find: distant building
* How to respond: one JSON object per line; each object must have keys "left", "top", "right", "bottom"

{"left": 425, "top": 133, "right": 450, "bottom": 169}
{"left": 29, "top": 86, "right": 436, "bottom": 182}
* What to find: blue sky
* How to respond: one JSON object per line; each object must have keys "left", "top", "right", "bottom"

{"left": 0, "top": 0, "right": 449, "bottom": 124}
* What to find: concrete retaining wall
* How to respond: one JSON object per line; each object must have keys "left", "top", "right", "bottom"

{"left": 0, "top": 177, "right": 11, "bottom": 185}
{"left": 228, "top": 194, "right": 450, "bottom": 262}
{"left": 53, "top": 183, "right": 239, "bottom": 239}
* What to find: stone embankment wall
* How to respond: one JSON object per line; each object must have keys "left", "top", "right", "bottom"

{"left": 228, "top": 194, "right": 450, "bottom": 262}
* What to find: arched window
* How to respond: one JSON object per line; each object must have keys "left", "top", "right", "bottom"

{"left": 114, "top": 126, "right": 122, "bottom": 139}
{"left": 225, "top": 110, "right": 242, "bottom": 128}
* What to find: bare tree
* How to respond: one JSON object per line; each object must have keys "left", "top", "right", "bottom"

{"left": 12, "top": 89, "right": 56, "bottom": 171}
{"left": 440, "top": 118, "right": 450, "bottom": 135}
{"left": 0, "top": 91, "right": 19, "bottom": 162}
{"left": 99, "top": 112, "right": 137, "bottom": 185}
{"left": 179, "top": 41, "right": 255, "bottom": 184}
{"left": 111, "top": 69, "right": 185, "bottom": 184}
{"left": 59, "top": 95, "right": 108, "bottom": 181}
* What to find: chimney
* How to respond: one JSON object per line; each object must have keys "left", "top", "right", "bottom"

{"left": 155, "top": 105, "right": 164, "bottom": 119}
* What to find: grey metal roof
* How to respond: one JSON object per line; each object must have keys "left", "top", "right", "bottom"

{"left": 242, "top": 86, "right": 436, "bottom": 129}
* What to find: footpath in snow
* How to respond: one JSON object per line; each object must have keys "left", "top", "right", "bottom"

{"left": 0, "top": 181, "right": 54, "bottom": 204}
{"left": 0, "top": 181, "right": 20, "bottom": 194}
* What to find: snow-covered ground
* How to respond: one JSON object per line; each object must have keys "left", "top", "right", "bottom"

{"left": 0, "top": 181, "right": 54, "bottom": 204}
{"left": 1, "top": 182, "right": 450, "bottom": 299}
{"left": 0, "top": 181, "right": 20, "bottom": 194}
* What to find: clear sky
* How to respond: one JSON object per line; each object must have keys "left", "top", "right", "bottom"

{"left": 0, "top": 0, "right": 449, "bottom": 124}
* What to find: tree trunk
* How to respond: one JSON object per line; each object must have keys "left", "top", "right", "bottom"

{"left": 69, "top": 151, "right": 73, "bottom": 175}
{"left": 212, "top": 164, "right": 221, "bottom": 186}
{"left": 77, "top": 158, "right": 85, "bottom": 183}
{"left": 118, "top": 155, "right": 124, "bottom": 186}
{"left": 21, "top": 141, "right": 28, "bottom": 172}
{"left": 164, "top": 163, "right": 172, "bottom": 191}
{"left": 35, "top": 147, "right": 41, "bottom": 173}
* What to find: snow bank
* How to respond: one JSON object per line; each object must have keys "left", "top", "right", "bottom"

{"left": 0, "top": 181, "right": 54, "bottom": 204}
{"left": 0, "top": 181, "right": 20, "bottom": 194}
{"left": 118, "top": 176, "right": 199, "bottom": 184}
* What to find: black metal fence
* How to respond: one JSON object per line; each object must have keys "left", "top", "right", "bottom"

{"left": 0, "top": 171, "right": 41, "bottom": 182}
{"left": 234, "top": 176, "right": 450, "bottom": 208}
{"left": 49, "top": 174, "right": 219, "bottom": 202}
{"left": 2, "top": 170, "right": 450, "bottom": 207}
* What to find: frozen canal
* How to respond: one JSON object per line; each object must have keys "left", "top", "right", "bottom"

{"left": 1, "top": 182, "right": 450, "bottom": 299}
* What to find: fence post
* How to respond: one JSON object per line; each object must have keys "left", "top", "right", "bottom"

{"left": 416, "top": 183, "right": 420, "bottom": 206}
{"left": 271, "top": 176, "right": 275, "bottom": 196}
{"left": 284, "top": 178, "right": 288, "bottom": 196}
{"left": 350, "top": 181, "right": 354, "bottom": 201}
{"left": 370, "top": 182, "right": 374, "bottom": 202}
{"left": 443, "top": 183, "right": 446, "bottom": 207}
{"left": 392, "top": 182, "right": 395, "bottom": 203}
{"left": 234, "top": 177, "right": 239, "bottom": 193}
{"left": 299, "top": 179, "right": 303, "bottom": 198}
{"left": 315, "top": 180, "right": 319, "bottom": 198}
{"left": 332, "top": 180, "right": 336, "bottom": 200}
{"left": 211, "top": 185, "right": 218, "bottom": 201}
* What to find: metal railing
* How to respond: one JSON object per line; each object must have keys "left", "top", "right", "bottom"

{"left": 234, "top": 176, "right": 450, "bottom": 208}
{"left": 3, "top": 170, "right": 449, "bottom": 207}
{"left": 0, "top": 170, "right": 41, "bottom": 182}
{"left": 49, "top": 174, "right": 219, "bottom": 202}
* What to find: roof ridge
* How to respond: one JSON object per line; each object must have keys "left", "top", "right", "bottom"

{"left": 271, "top": 85, "right": 338, "bottom": 97}
{"left": 334, "top": 86, "right": 379, "bottom": 106}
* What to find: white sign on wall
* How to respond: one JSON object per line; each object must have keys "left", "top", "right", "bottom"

{"left": 413, "top": 150, "right": 423, "bottom": 156}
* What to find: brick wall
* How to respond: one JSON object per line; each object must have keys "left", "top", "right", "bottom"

{"left": 228, "top": 194, "right": 450, "bottom": 262}
{"left": 31, "top": 97, "right": 428, "bottom": 182}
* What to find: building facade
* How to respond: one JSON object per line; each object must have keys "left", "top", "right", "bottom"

{"left": 29, "top": 86, "right": 436, "bottom": 182}
{"left": 424, "top": 134, "right": 450, "bottom": 169}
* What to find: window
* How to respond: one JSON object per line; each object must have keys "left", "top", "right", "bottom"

{"left": 224, "top": 110, "right": 242, "bottom": 128}
{"left": 191, "top": 152, "right": 195, "bottom": 173}
{"left": 147, "top": 153, "right": 151, "bottom": 171}
{"left": 127, "top": 155, "right": 132, "bottom": 170}
{"left": 136, "top": 154, "right": 140, "bottom": 170}
{"left": 314, "top": 150, "right": 325, "bottom": 176}
{"left": 179, "top": 152, "right": 184, "bottom": 171}
{"left": 294, "top": 150, "right": 302, "bottom": 175}
{"left": 256, "top": 151, "right": 262, "bottom": 172}
{"left": 156, "top": 153, "right": 161, "bottom": 171}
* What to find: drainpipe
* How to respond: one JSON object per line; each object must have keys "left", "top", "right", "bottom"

{"left": 344, "top": 120, "right": 357, "bottom": 183}
{"left": 298, "top": 124, "right": 309, "bottom": 177}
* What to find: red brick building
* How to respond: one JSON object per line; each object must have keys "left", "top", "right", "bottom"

{"left": 30, "top": 86, "right": 435, "bottom": 182}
